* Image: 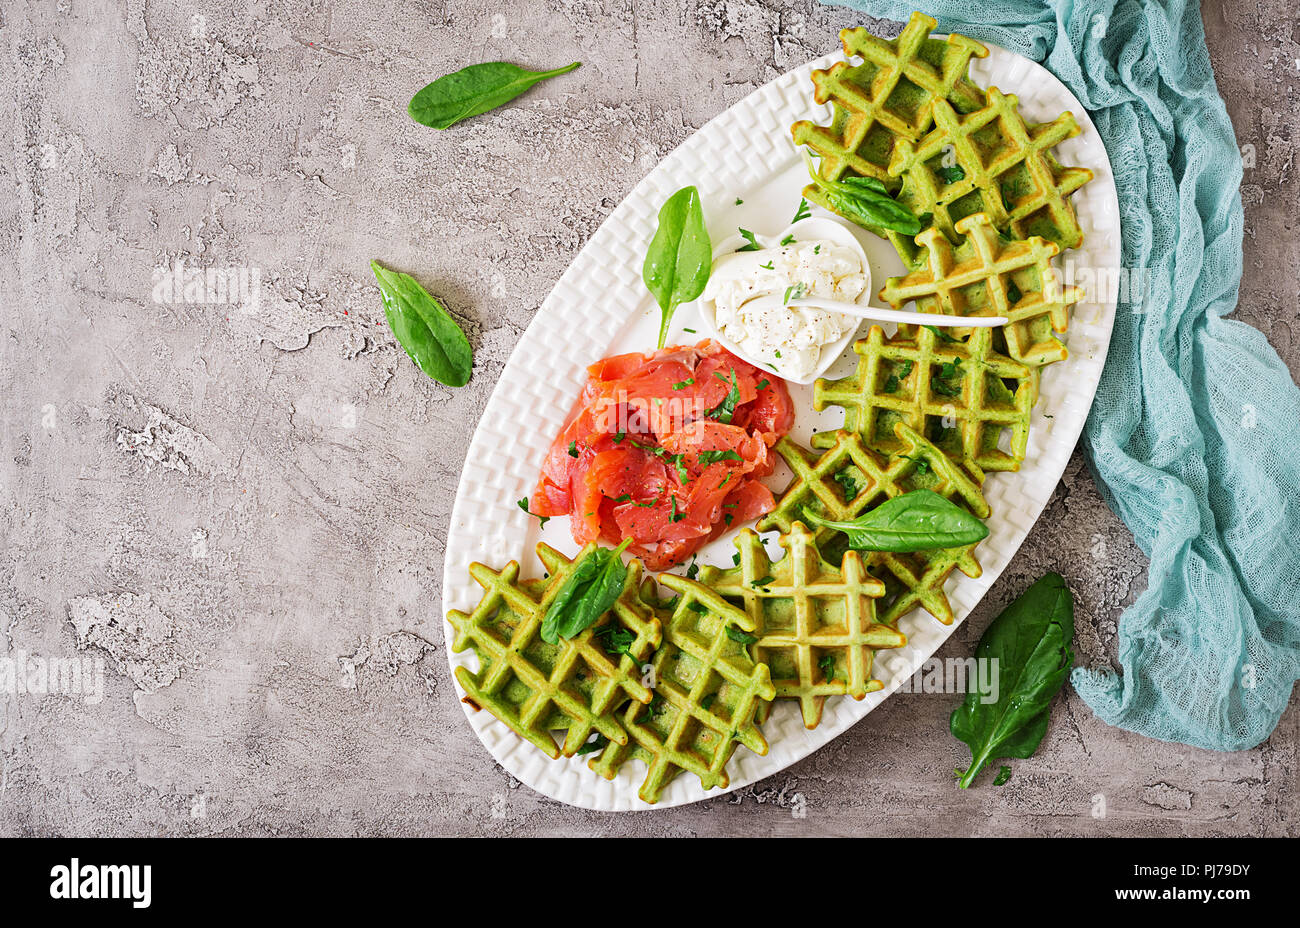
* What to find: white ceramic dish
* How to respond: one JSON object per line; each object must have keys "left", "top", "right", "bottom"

{"left": 441, "top": 41, "right": 1121, "bottom": 811}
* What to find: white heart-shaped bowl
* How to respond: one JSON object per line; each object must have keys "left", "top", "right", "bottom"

{"left": 693, "top": 215, "right": 873, "bottom": 384}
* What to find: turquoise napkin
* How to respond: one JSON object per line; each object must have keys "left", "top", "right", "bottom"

{"left": 823, "top": 0, "right": 1300, "bottom": 750}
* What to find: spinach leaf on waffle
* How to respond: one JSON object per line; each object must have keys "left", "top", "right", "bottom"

{"left": 587, "top": 574, "right": 774, "bottom": 804}
{"left": 813, "top": 323, "right": 1033, "bottom": 480}
{"left": 879, "top": 213, "right": 1084, "bottom": 375}
{"left": 889, "top": 87, "right": 1094, "bottom": 263}
{"left": 760, "top": 426, "right": 988, "bottom": 627}
{"left": 700, "top": 524, "right": 906, "bottom": 730}
{"left": 792, "top": 12, "right": 987, "bottom": 192}
{"left": 447, "top": 542, "right": 662, "bottom": 759}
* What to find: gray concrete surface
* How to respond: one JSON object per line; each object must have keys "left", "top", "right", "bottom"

{"left": 0, "top": 0, "right": 1295, "bottom": 837}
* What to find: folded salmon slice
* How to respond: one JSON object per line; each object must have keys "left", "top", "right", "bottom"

{"left": 529, "top": 340, "right": 794, "bottom": 569}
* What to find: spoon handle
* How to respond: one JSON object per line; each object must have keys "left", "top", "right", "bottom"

{"left": 784, "top": 298, "right": 1007, "bottom": 328}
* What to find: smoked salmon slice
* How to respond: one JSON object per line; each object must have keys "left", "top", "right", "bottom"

{"left": 530, "top": 340, "right": 794, "bottom": 570}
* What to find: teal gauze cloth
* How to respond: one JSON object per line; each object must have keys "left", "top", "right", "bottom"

{"left": 822, "top": 0, "right": 1300, "bottom": 750}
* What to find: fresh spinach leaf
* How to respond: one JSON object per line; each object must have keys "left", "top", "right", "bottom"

{"left": 643, "top": 186, "right": 713, "bottom": 348}
{"left": 540, "top": 539, "right": 633, "bottom": 644}
{"left": 801, "top": 489, "right": 988, "bottom": 551}
{"left": 950, "top": 572, "right": 1075, "bottom": 788}
{"left": 802, "top": 151, "right": 921, "bottom": 236}
{"left": 408, "top": 61, "right": 581, "bottom": 129}
{"left": 371, "top": 261, "right": 473, "bottom": 387}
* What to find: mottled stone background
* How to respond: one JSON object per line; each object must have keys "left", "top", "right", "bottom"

{"left": 1, "top": 0, "right": 1295, "bottom": 836}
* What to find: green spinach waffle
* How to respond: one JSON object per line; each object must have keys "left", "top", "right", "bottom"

{"left": 813, "top": 323, "right": 1034, "bottom": 480}
{"left": 446, "top": 542, "right": 663, "bottom": 759}
{"left": 760, "top": 426, "right": 989, "bottom": 626}
{"left": 792, "top": 12, "right": 987, "bottom": 195}
{"left": 587, "top": 574, "right": 775, "bottom": 803}
{"left": 699, "top": 523, "right": 906, "bottom": 729}
{"left": 878, "top": 213, "right": 1084, "bottom": 375}
{"left": 889, "top": 87, "right": 1094, "bottom": 263}
{"left": 793, "top": 13, "right": 1093, "bottom": 270}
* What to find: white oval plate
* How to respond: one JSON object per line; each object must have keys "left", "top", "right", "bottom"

{"left": 441, "top": 41, "right": 1121, "bottom": 811}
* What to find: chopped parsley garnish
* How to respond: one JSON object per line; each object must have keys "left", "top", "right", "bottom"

{"left": 792, "top": 197, "right": 812, "bottom": 223}
{"left": 701, "top": 693, "right": 717, "bottom": 710}
{"left": 611, "top": 493, "right": 632, "bottom": 502}
{"left": 818, "top": 654, "right": 837, "bottom": 682}
{"left": 735, "top": 197, "right": 744, "bottom": 206}
{"left": 576, "top": 734, "right": 609, "bottom": 756}
{"left": 901, "top": 454, "right": 931, "bottom": 475}
{"left": 668, "top": 495, "right": 685, "bottom": 523}
{"left": 672, "top": 377, "right": 695, "bottom": 389}
{"left": 933, "top": 358, "right": 963, "bottom": 396}
{"left": 516, "top": 497, "right": 549, "bottom": 528}
{"left": 596, "top": 625, "right": 638, "bottom": 657}
{"left": 737, "top": 228, "right": 762, "bottom": 252}
{"left": 759, "top": 261, "right": 775, "bottom": 270}
{"left": 935, "top": 164, "right": 966, "bottom": 184}
{"left": 757, "top": 378, "right": 770, "bottom": 390}
{"left": 833, "top": 469, "right": 859, "bottom": 498}
{"left": 567, "top": 440, "right": 579, "bottom": 458}
{"left": 725, "top": 626, "right": 759, "bottom": 647}
{"left": 683, "top": 327, "right": 697, "bottom": 333}
{"left": 813, "top": 244, "right": 821, "bottom": 254}
{"left": 686, "top": 557, "right": 699, "bottom": 580}
{"left": 613, "top": 430, "right": 626, "bottom": 444}
{"left": 751, "top": 575, "right": 775, "bottom": 588}
{"left": 779, "top": 233, "right": 795, "bottom": 246}
{"left": 705, "top": 368, "right": 741, "bottom": 424}
{"left": 629, "top": 438, "right": 690, "bottom": 483}
{"left": 698, "top": 449, "right": 743, "bottom": 465}
{"left": 782, "top": 282, "right": 807, "bottom": 303}
{"left": 883, "top": 374, "right": 900, "bottom": 393}
{"left": 732, "top": 553, "right": 741, "bottom": 566}
{"left": 924, "top": 324, "right": 961, "bottom": 343}
{"left": 1007, "top": 280, "right": 1023, "bottom": 304}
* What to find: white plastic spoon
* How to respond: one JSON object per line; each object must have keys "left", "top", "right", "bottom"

{"left": 742, "top": 294, "right": 1008, "bottom": 328}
